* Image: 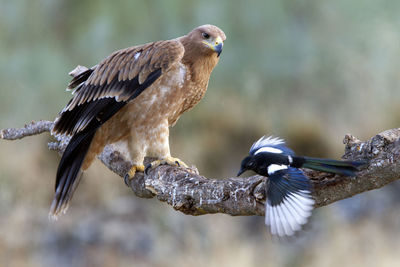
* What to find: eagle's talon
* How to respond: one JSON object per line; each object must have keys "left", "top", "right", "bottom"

{"left": 124, "top": 174, "right": 131, "bottom": 186}
{"left": 124, "top": 164, "right": 145, "bottom": 185}
{"left": 145, "top": 164, "right": 152, "bottom": 175}
{"left": 173, "top": 157, "right": 188, "bottom": 168}
{"left": 145, "top": 156, "right": 188, "bottom": 174}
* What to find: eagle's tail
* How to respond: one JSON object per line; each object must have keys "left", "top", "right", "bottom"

{"left": 298, "top": 156, "right": 365, "bottom": 177}
{"left": 49, "top": 128, "right": 96, "bottom": 219}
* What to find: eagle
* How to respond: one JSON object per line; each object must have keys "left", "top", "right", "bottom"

{"left": 50, "top": 25, "right": 226, "bottom": 217}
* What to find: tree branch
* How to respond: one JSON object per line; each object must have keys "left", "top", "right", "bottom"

{"left": 2, "top": 121, "right": 399, "bottom": 216}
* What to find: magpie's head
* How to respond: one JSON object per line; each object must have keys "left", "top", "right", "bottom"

{"left": 237, "top": 155, "right": 256, "bottom": 176}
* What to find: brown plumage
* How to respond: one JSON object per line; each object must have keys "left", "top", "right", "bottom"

{"left": 50, "top": 25, "right": 226, "bottom": 217}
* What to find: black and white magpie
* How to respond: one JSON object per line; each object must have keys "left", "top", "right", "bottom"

{"left": 237, "top": 136, "right": 365, "bottom": 237}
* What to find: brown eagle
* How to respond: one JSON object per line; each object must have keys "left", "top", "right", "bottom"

{"left": 51, "top": 25, "right": 226, "bottom": 217}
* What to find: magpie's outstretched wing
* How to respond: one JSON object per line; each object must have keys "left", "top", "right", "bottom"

{"left": 265, "top": 167, "right": 314, "bottom": 237}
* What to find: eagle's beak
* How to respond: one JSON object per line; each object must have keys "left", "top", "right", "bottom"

{"left": 237, "top": 167, "right": 245, "bottom": 177}
{"left": 213, "top": 36, "right": 223, "bottom": 57}
{"left": 203, "top": 36, "right": 224, "bottom": 57}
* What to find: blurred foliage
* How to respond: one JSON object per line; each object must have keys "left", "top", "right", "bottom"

{"left": 1, "top": 0, "right": 400, "bottom": 266}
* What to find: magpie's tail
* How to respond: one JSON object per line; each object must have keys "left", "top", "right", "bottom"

{"left": 298, "top": 156, "right": 365, "bottom": 177}
{"left": 49, "top": 129, "right": 96, "bottom": 219}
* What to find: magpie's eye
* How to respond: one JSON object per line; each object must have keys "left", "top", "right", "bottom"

{"left": 202, "top": 32, "right": 210, "bottom": 39}
{"left": 248, "top": 162, "right": 254, "bottom": 168}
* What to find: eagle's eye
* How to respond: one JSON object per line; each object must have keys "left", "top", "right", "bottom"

{"left": 202, "top": 32, "right": 210, "bottom": 39}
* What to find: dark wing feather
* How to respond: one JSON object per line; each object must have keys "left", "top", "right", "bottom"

{"left": 67, "top": 65, "right": 96, "bottom": 90}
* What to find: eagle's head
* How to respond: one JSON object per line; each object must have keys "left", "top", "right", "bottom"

{"left": 184, "top": 24, "right": 226, "bottom": 58}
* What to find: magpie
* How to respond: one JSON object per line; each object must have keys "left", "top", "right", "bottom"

{"left": 237, "top": 136, "right": 365, "bottom": 237}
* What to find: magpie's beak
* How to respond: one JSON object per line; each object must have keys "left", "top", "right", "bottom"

{"left": 237, "top": 167, "right": 246, "bottom": 177}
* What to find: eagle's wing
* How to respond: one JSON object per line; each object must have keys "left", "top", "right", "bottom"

{"left": 53, "top": 40, "right": 185, "bottom": 136}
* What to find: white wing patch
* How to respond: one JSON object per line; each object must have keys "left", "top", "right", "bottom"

{"left": 265, "top": 191, "right": 315, "bottom": 237}
{"left": 134, "top": 52, "right": 141, "bottom": 60}
{"left": 254, "top": 146, "right": 283, "bottom": 155}
{"left": 250, "top": 136, "right": 285, "bottom": 154}
{"left": 267, "top": 164, "right": 287, "bottom": 175}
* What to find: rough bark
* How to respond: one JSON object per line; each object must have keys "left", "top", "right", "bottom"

{"left": 1, "top": 121, "right": 400, "bottom": 216}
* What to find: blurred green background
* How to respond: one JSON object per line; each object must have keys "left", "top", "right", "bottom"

{"left": 1, "top": 0, "right": 400, "bottom": 266}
